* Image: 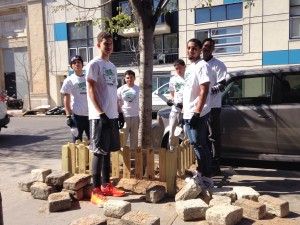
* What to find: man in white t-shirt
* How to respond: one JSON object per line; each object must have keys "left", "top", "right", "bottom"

{"left": 167, "top": 59, "right": 186, "bottom": 151}
{"left": 60, "top": 55, "right": 89, "bottom": 142}
{"left": 86, "top": 32, "right": 125, "bottom": 208}
{"left": 202, "top": 38, "right": 227, "bottom": 175}
{"left": 117, "top": 70, "right": 139, "bottom": 149}
{"left": 183, "top": 38, "right": 214, "bottom": 188}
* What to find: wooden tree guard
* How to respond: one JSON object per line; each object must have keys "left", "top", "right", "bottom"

{"left": 61, "top": 133, "right": 196, "bottom": 196}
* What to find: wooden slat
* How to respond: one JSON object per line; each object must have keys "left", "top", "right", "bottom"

{"left": 159, "top": 148, "right": 166, "bottom": 181}
{"left": 177, "top": 145, "right": 182, "bottom": 176}
{"left": 166, "top": 149, "right": 177, "bottom": 197}
{"left": 88, "top": 150, "right": 93, "bottom": 175}
{"left": 135, "top": 147, "right": 143, "bottom": 179}
{"left": 146, "top": 148, "right": 155, "bottom": 180}
{"left": 122, "top": 146, "right": 131, "bottom": 179}
{"left": 68, "top": 143, "right": 76, "bottom": 175}
{"left": 111, "top": 151, "right": 120, "bottom": 178}
{"left": 61, "top": 144, "right": 70, "bottom": 173}
{"left": 78, "top": 144, "right": 87, "bottom": 174}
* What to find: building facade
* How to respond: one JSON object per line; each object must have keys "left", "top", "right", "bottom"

{"left": 0, "top": 0, "right": 299, "bottom": 109}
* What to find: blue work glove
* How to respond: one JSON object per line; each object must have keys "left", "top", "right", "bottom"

{"left": 66, "top": 116, "right": 75, "bottom": 127}
{"left": 118, "top": 113, "right": 125, "bottom": 129}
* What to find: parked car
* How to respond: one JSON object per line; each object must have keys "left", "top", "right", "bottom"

{"left": 152, "top": 65, "right": 300, "bottom": 162}
{"left": 0, "top": 92, "right": 10, "bottom": 131}
{"left": 152, "top": 82, "right": 170, "bottom": 114}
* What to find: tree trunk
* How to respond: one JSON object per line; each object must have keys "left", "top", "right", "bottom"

{"left": 138, "top": 27, "right": 154, "bottom": 148}
{"left": 130, "top": 0, "right": 155, "bottom": 148}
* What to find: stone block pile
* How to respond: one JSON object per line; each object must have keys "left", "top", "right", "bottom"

{"left": 173, "top": 178, "right": 290, "bottom": 224}
{"left": 18, "top": 168, "right": 164, "bottom": 225}
{"left": 18, "top": 168, "right": 93, "bottom": 212}
{"left": 18, "top": 168, "right": 291, "bottom": 225}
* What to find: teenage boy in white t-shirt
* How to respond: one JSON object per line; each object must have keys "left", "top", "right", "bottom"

{"left": 167, "top": 59, "right": 186, "bottom": 151}
{"left": 202, "top": 38, "right": 227, "bottom": 175}
{"left": 183, "top": 38, "right": 214, "bottom": 188}
{"left": 86, "top": 32, "right": 125, "bottom": 208}
{"left": 60, "top": 55, "right": 89, "bottom": 142}
{"left": 117, "top": 70, "right": 139, "bottom": 149}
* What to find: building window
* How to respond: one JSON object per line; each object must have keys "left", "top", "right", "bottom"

{"left": 195, "top": 3, "right": 242, "bottom": 24}
{"left": 290, "top": 0, "right": 300, "bottom": 39}
{"left": 196, "top": 26, "right": 242, "bottom": 54}
{"left": 67, "top": 22, "right": 94, "bottom": 64}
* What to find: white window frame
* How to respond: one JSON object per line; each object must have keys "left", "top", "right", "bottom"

{"left": 196, "top": 26, "right": 243, "bottom": 55}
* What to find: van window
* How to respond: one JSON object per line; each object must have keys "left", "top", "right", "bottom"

{"left": 223, "top": 76, "right": 272, "bottom": 105}
{"left": 281, "top": 73, "right": 300, "bottom": 103}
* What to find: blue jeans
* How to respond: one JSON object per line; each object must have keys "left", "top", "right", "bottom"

{"left": 184, "top": 113, "right": 212, "bottom": 177}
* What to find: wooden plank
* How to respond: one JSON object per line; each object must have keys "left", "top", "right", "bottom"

{"left": 68, "top": 143, "right": 76, "bottom": 175}
{"left": 159, "top": 148, "right": 166, "bottom": 182}
{"left": 111, "top": 151, "right": 120, "bottom": 178}
{"left": 135, "top": 147, "right": 143, "bottom": 179}
{"left": 61, "top": 144, "right": 70, "bottom": 173}
{"left": 122, "top": 146, "right": 131, "bottom": 179}
{"left": 119, "top": 132, "right": 125, "bottom": 148}
{"left": 177, "top": 145, "right": 182, "bottom": 176}
{"left": 78, "top": 144, "right": 87, "bottom": 174}
{"left": 88, "top": 150, "right": 93, "bottom": 175}
{"left": 166, "top": 150, "right": 177, "bottom": 197}
{"left": 146, "top": 148, "right": 155, "bottom": 180}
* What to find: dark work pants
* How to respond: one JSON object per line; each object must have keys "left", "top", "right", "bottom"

{"left": 72, "top": 114, "right": 90, "bottom": 142}
{"left": 207, "top": 108, "right": 222, "bottom": 163}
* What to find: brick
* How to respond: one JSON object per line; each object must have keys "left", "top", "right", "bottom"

{"left": 31, "top": 168, "right": 52, "bottom": 182}
{"left": 175, "top": 179, "right": 202, "bottom": 202}
{"left": 206, "top": 205, "right": 243, "bottom": 225}
{"left": 176, "top": 198, "right": 208, "bottom": 221}
{"left": 45, "top": 171, "right": 71, "bottom": 186}
{"left": 18, "top": 178, "right": 34, "bottom": 192}
{"left": 83, "top": 183, "right": 93, "bottom": 199}
{"left": 146, "top": 185, "right": 166, "bottom": 203}
{"left": 48, "top": 192, "right": 72, "bottom": 212}
{"left": 258, "top": 195, "right": 289, "bottom": 218}
{"left": 69, "top": 214, "right": 107, "bottom": 225}
{"left": 210, "top": 187, "right": 237, "bottom": 202}
{"left": 63, "top": 174, "right": 91, "bottom": 191}
{"left": 209, "top": 195, "right": 231, "bottom": 206}
{"left": 103, "top": 200, "right": 131, "bottom": 219}
{"left": 107, "top": 218, "right": 132, "bottom": 225}
{"left": 233, "top": 186, "right": 260, "bottom": 201}
{"left": 30, "top": 182, "right": 56, "bottom": 200}
{"left": 62, "top": 188, "right": 84, "bottom": 201}
{"left": 234, "top": 198, "right": 266, "bottom": 220}
{"left": 122, "top": 211, "right": 160, "bottom": 225}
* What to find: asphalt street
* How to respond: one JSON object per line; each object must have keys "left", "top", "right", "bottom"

{"left": 0, "top": 113, "right": 299, "bottom": 225}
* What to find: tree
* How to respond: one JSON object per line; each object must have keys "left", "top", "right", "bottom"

{"left": 53, "top": 0, "right": 254, "bottom": 148}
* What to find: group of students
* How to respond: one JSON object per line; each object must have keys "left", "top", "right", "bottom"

{"left": 60, "top": 31, "right": 227, "bottom": 208}
{"left": 167, "top": 38, "right": 227, "bottom": 188}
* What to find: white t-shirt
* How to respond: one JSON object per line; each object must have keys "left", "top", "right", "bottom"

{"left": 60, "top": 73, "right": 88, "bottom": 116}
{"left": 169, "top": 75, "right": 185, "bottom": 112}
{"left": 183, "top": 60, "right": 212, "bottom": 119}
{"left": 117, "top": 84, "right": 139, "bottom": 117}
{"left": 86, "top": 56, "right": 118, "bottom": 119}
{"left": 207, "top": 57, "right": 227, "bottom": 108}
